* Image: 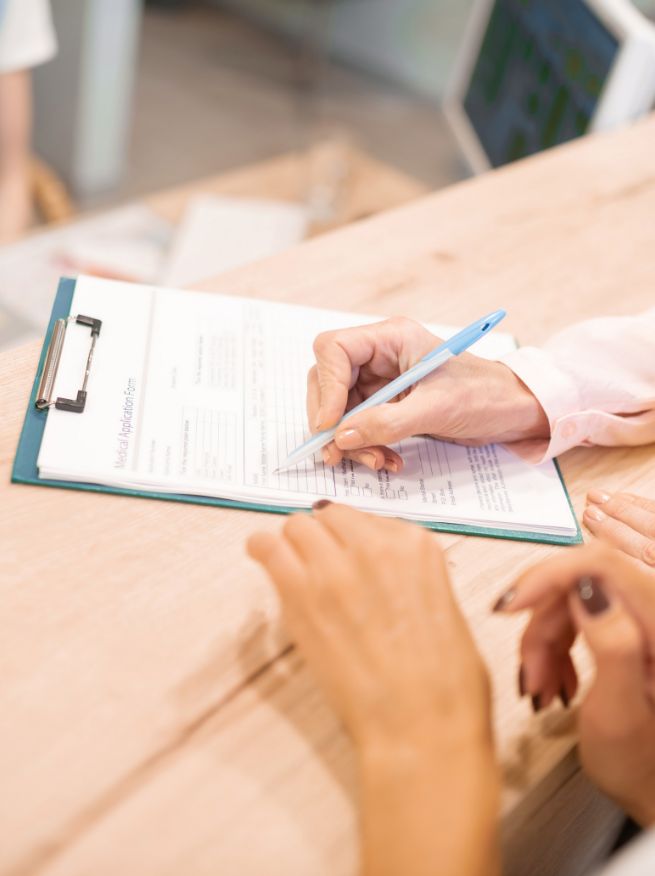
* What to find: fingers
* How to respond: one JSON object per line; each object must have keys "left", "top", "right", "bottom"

{"left": 309, "top": 317, "right": 434, "bottom": 433}
{"left": 310, "top": 325, "right": 378, "bottom": 431}
{"left": 494, "top": 545, "right": 655, "bottom": 642}
{"left": 584, "top": 491, "right": 655, "bottom": 567}
{"left": 322, "top": 440, "right": 404, "bottom": 473}
{"left": 246, "top": 530, "right": 307, "bottom": 600}
{"left": 589, "top": 491, "right": 655, "bottom": 514}
{"left": 311, "top": 499, "right": 406, "bottom": 553}
{"left": 519, "top": 598, "right": 577, "bottom": 711}
{"left": 334, "top": 391, "right": 427, "bottom": 452}
{"left": 570, "top": 576, "right": 651, "bottom": 717}
{"left": 282, "top": 512, "right": 343, "bottom": 567}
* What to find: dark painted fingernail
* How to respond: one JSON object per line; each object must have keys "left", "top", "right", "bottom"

{"left": 312, "top": 499, "right": 332, "bottom": 511}
{"left": 576, "top": 576, "right": 610, "bottom": 616}
{"left": 518, "top": 665, "right": 526, "bottom": 698}
{"left": 492, "top": 588, "right": 517, "bottom": 612}
{"left": 531, "top": 694, "right": 542, "bottom": 714}
{"left": 559, "top": 687, "right": 570, "bottom": 708}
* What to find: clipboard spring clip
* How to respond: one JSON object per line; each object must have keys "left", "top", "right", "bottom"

{"left": 35, "top": 315, "right": 102, "bottom": 414}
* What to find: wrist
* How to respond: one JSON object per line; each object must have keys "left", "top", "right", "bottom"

{"left": 489, "top": 362, "right": 550, "bottom": 443}
{"left": 359, "top": 725, "right": 498, "bottom": 787}
{"left": 359, "top": 734, "right": 501, "bottom": 876}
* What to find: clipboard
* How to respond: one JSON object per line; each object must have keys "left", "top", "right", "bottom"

{"left": 11, "top": 277, "right": 583, "bottom": 546}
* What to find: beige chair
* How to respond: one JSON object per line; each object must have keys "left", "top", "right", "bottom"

{"left": 30, "top": 155, "right": 75, "bottom": 224}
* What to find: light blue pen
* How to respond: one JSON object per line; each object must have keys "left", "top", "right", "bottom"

{"left": 274, "top": 309, "right": 507, "bottom": 473}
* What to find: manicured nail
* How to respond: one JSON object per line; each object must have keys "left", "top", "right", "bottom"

{"left": 559, "top": 687, "right": 570, "bottom": 709}
{"left": 492, "top": 587, "right": 517, "bottom": 612}
{"left": 531, "top": 694, "right": 542, "bottom": 714}
{"left": 358, "top": 452, "right": 378, "bottom": 469}
{"left": 518, "top": 665, "right": 526, "bottom": 698}
{"left": 584, "top": 504, "right": 606, "bottom": 523}
{"left": 576, "top": 575, "right": 610, "bottom": 615}
{"left": 312, "top": 499, "right": 332, "bottom": 511}
{"left": 335, "top": 428, "right": 362, "bottom": 450}
{"left": 587, "top": 489, "right": 611, "bottom": 505}
{"left": 385, "top": 460, "right": 399, "bottom": 473}
{"left": 314, "top": 407, "right": 324, "bottom": 431}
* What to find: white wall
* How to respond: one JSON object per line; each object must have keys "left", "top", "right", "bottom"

{"left": 215, "top": 0, "right": 476, "bottom": 101}
{"left": 33, "top": 0, "right": 142, "bottom": 198}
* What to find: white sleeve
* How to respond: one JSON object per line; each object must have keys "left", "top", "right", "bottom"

{"left": 0, "top": 0, "right": 57, "bottom": 74}
{"left": 594, "top": 830, "right": 655, "bottom": 876}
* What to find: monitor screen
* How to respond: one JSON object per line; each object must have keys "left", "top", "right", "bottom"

{"left": 463, "top": 0, "right": 619, "bottom": 167}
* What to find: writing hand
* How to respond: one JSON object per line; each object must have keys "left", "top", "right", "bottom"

{"left": 307, "top": 317, "right": 549, "bottom": 472}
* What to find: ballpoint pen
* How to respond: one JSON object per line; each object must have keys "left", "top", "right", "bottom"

{"left": 274, "top": 308, "right": 507, "bottom": 473}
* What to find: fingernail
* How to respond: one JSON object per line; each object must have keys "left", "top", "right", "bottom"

{"left": 584, "top": 504, "right": 606, "bottom": 523}
{"left": 312, "top": 499, "right": 332, "bottom": 511}
{"left": 559, "top": 687, "right": 570, "bottom": 708}
{"left": 518, "top": 665, "right": 526, "bottom": 698}
{"left": 358, "top": 452, "right": 377, "bottom": 469}
{"left": 587, "top": 489, "right": 611, "bottom": 505}
{"left": 531, "top": 694, "right": 542, "bottom": 714}
{"left": 492, "top": 587, "right": 517, "bottom": 612}
{"left": 335, "top": 428, "right": 362, "bottom": 450}
{"left": 314, "top": 407, "right": 324, "bottom": 431}
{"left": 576, "top": 575, "right": 610, "bottom": 615}
{"left": 385, "top": 460, "right": 399, "bottom": 473}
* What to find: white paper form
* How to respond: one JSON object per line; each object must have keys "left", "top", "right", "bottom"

{"left": 38, "top": 277, "right": 577, "bottom": 537}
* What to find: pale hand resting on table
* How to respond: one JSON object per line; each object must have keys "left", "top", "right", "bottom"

{"left": 248, "top": 503, "right": 501, "bottom": 876}
{"left": 308, "top": 308, "right": 655, "bottom": 471}
{"left": 494, "top": 545, "right": 655, "bottom": 827}
{"left": 583, "top": 490, "right": 655, "bottom": 567}
{"left": 307, "top": 317, "right": 548, "bottom": 472}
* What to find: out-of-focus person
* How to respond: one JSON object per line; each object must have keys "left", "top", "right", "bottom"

{"left": 0, "top": 0, "right": 57, "bottom": 243}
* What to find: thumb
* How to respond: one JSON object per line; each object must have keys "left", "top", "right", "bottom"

{"left": 570, "top": 576, "right": 649, "bottom": 716}
{"left": 334, "top": 392, "right": 426, "bottom": 451}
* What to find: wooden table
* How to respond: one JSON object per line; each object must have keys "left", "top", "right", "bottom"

{"left": 3, "top": 121, "right": 655, "bottom": 876}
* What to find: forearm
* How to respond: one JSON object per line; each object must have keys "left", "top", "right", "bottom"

{"left": 358, "top": 739, "right": 501, "bottom": 876}
{"left": 0, "top": 70, "right": 32, "bottom": 177}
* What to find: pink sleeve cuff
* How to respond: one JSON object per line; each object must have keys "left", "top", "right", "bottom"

{"left": 498, "top": 346, "right": 584, "bottom": 461}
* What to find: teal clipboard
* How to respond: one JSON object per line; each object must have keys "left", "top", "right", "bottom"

{"left": 12, "top": 278, "right": 583, "bottom": 546}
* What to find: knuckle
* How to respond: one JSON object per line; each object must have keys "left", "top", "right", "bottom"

{"left": 387, "top": 315, "right": 415, "bottom": 331}
{"left": 377, "top": 406, "right": 403, "bottom": 440}
{"left": 283, "top": 514, "right": 307, "bottom": 540}
{"left": 607, "top": 497, "right": 630, "bottom": 519}
{"left": 642, "top": 540, "right": 655, "bottom": 567}
{"left": 312, "top": 330, "right": 336, "bottom": 357}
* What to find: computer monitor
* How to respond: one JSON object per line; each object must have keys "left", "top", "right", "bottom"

{"left": 445, "top": 0, "right": 655, "bottom": 172}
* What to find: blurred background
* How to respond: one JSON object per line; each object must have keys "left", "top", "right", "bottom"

{"left": 33, "top": 0, "right": 474, "bottom": 207}
{"left": 2, "top": 0, "right": 655, "bottom": 351}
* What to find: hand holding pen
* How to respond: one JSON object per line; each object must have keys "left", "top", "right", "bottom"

{"left": 293, "top": 313, "right": 549, "bottom": 473}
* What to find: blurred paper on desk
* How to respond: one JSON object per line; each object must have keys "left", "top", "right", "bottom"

{"left": 160, "top": 195, "right": 308, "bottom": 288}
{"left": 0, "top": 205, "right": 173, "bottom": 333}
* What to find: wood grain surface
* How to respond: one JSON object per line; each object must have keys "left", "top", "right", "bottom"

{"left": 2, "top": 124, "right": 655, "bottom": 875}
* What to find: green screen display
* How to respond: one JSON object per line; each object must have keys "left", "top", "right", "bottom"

{"left": 464, "top": 0, "right": 619, "bottom": 166}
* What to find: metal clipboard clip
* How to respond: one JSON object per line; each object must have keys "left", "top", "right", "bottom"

{"left": 35, "top": 315, "right": 102, "bottom": 413}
